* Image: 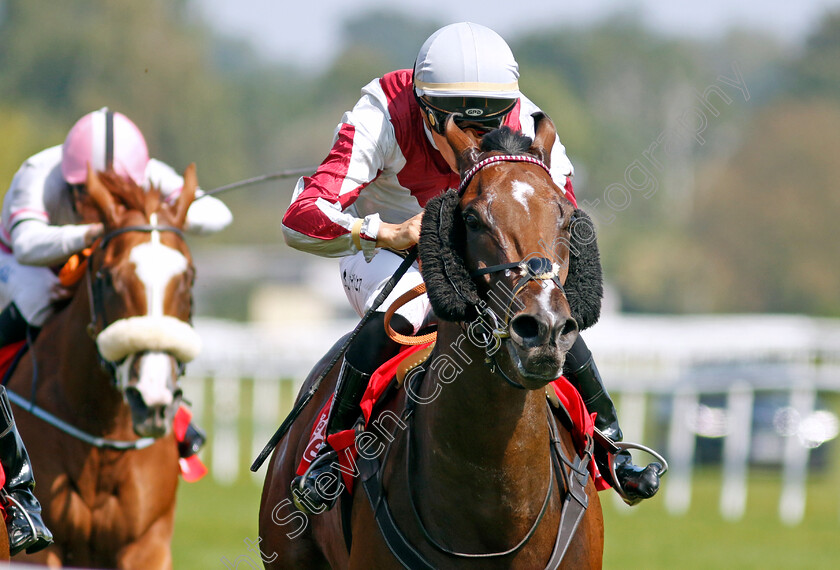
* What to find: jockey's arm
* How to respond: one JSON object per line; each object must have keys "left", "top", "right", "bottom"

{"left": 375, "top": 212, "right": 423, "bottom": 251}
{"left": 10, "top": 219, "right": 100, "bottom": 267}
{"left": 145, "top": 159, "right": 233, "bottom": 235}
{"left": 282, "top": 91, "right": 392, "bottom": 260}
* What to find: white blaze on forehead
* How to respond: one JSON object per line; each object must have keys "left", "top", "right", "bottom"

{"left": 129, "top": 214, "right": 188, "bottom": 317}
{"left": 511, "top": 181, "right": 535, "bottom": 213}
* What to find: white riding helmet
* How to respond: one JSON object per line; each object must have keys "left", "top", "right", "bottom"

{"left": 414, "top": 22, "right": 520, "bottom": 134}
{"left": 61, "top": 107, "right": 149, "bottom": 185}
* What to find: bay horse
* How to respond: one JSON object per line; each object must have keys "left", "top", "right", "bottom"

{"left": 7, "top": 164, "right": 200, "bottom": 568}
{"left": 259, "top": 114, "right": 606, "bottom": 568}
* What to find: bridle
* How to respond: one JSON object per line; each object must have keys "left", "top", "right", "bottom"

{"left": 457, "top": 154, "right": 574, "bottom": 390}
{"left": 7, "top": 221, "right": 188, "bottom": 451}
{"left": 354, "top": 154, "right": 594, "bottom": 567}
{"left": 86, "top": 222, "right": 188, "bottom": 376}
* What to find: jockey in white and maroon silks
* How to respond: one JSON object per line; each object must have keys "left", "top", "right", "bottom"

{"left": 0, "top": 108, "right": 232, "bottom": 555}
{"left": 282, "top": 22, "right": 661, "bottom": 514}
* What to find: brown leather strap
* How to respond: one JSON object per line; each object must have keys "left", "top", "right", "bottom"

{"left": 383, "top": 283, "right": 437, "bottom": 346}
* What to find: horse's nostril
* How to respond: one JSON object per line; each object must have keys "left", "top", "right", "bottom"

{"left": 510, "top": 314, "right": 550, "bottom": 348}
{"left": 561, "top": 318, "right": 578, "bottom": 337}
{"left": 124, "top": 387, "right": 145, "bottom": 409}
{"left": 511, "top": 314, "right": 539, "bottom": 339}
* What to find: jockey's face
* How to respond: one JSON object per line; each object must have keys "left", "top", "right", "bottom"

{"left": 424, "top": 114, "right": 458, "bottom": 173}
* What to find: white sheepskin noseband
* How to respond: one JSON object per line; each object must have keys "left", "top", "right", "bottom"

{"left": 96, "top": 315, "right": 202, "bottom": 363}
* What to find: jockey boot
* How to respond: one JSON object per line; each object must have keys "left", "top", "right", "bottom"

{"left": 291, "top": 358, "right": 370, "bottom": 515}
{"left": 291, "top": 312, "right": 413, "bottom": 515}
{"left": 178, "top": 422, "right": 206, "bottom": 459}
{"left": 0, "top": 303, "right": 28, "bottom": 349}
{"left": 0, "top": 386, "right": 53, "bottom": 556}
{"left": 565, "top": 337, "right": 661, "bottom": 505}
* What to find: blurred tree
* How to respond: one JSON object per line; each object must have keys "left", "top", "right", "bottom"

{"left": 341, "top": 10, "right": 440, "bottom": 72}
{"left": 686, "top": 100, "right": 840, "bottom": 316}
{"left": 791, "top": 10, "right": 840, "bottom": 99}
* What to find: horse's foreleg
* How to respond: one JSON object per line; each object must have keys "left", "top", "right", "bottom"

{"left": 116, "top": 513, "right": 174, "bottom": 570}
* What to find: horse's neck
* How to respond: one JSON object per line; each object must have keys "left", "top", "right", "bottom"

{"left": 412, "top": 323, "right": 551, "bottom": 502}
{"left": 48, "top": 287, "right": 125, "bottom": 422}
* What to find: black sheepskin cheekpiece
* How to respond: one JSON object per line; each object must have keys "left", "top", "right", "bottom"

{"left": 566, "top": 209, "right": 603, "bottom": 330}
{"left": 420, "top": 191, "right": 604, "bottom": 329}
{"left": 419, "top": 191, "right": 481, "bottom": 322}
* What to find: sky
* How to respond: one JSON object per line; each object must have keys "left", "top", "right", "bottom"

{"left": 194, "top": 0, "right": 840, "bottom": 70}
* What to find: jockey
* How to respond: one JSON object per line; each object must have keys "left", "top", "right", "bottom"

{"left": 0, "top": 108, "right": 232, "bottom": 554}
{"left": 282, "top": 22, "right": 661, "bottom": 513}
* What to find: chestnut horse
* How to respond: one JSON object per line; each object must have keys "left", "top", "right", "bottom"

{"left": 259, "top": 114, "right": 605, "bottom": 569}
{"left": 0, "top": 524, "right": 8, "bottom": 562}
{"left": 7, "top": 165, "right": 200, "bottom": 568}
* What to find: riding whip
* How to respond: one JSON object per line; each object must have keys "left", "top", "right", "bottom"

{"left": 195, "top": 166, "right": 317, "bottom": 200}
{"left": 250, "top": 247, "right": 419, "bottom": 472}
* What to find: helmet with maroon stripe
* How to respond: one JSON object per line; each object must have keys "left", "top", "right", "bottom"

{"left": 61, "top": 107, "right": 149, "bottom": 185}
{"left": 414, "top": 22, "right": 520, "bottom": 134}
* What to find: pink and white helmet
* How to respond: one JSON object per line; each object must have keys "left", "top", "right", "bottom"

{"left": 61, "top": 107, "right": 149, "bottom": 185}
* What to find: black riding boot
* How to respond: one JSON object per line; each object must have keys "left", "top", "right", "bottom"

{"left": 178, "top": 422, "right": 206, "bottom": 459}
{"left": 291, "top": 312, "right": 413, "bottom": 515}
{"left": 565, "top": 337, "right": 661, "bottom": 505}
{"left": 0, "top": 386, "right": 53, "bottom": 556}
{"left": 0, "top": 303, "right": 28, "bottom": 349}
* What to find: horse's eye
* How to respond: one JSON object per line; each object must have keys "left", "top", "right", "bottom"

{"left": 463, "top": 212, "right": 482, "bottom": 231}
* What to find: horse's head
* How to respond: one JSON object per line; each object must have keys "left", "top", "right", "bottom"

{"left": 77, "top": 164, "right": 200, "bottom": 437}
{"left": 420, "top": 114, "right": 603, "bottom": 389}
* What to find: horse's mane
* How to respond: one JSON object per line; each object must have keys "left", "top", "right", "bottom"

{"left": 480, "top": 127, "right": 533, "bottom": 155}
{"left": 97, "top": 170, "right": 162, "bottom": 217}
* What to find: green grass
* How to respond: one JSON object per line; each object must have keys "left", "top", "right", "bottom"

{"left": 602, "top": 469, "right": 840, "bottom": 569}
{"left": 171, "top": 383, "right": 840, "bottom": 569}
{"left": 174, "top": 477, "right": 262, "bottom": 569}
{"left": 172, "top": 469, "right": 840, "bottom": 569}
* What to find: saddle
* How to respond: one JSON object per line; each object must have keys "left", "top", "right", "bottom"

{"left": 295, "top": 342, "right": 608, "bottom": 495}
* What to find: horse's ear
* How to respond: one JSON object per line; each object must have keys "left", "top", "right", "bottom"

{"left": 565, "top": 209, "right": 603, "bottom": 330}
{"left": 174, "top": 163, "right": 198, "bottom": 228}
{"left": 443, "top": 115, "right": 481, "bottom": 173}
{"left": 419, "top": 191, "right": 481, "bottom": 322}
{"left": 528, "top": 112, "right": 556, "bottom": 168}
{"left": 85, "top": 164, "right": 119, "bottom": 227}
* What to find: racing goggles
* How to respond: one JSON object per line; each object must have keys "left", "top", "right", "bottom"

{"left": 418, "top": 95, "right": 517, "bottom": 135}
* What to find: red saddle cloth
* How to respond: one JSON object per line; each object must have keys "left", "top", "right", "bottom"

{"left": 0, "top": 341, "right": 26, "bottom": 382}
{"left": 296, "top": 343, "right": 608, "bottom": 494}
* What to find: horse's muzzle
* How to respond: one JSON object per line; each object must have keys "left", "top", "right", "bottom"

{"left": 508, "top": 312, "right": 579, "bottom": 382}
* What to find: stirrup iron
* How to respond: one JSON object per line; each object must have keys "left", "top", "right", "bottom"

{"left": 594, "top": 427, "right": 668, "bottom": 504}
